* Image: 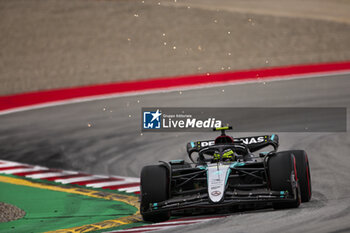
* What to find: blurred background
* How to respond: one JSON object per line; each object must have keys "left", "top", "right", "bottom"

{"left": 1, "top": 0, "right": 350, "bottom": 95}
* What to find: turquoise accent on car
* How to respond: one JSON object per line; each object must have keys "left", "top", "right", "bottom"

{"left": 225, "top": 169, "right": 231, "bottom": 185}
{"left": 225, "top": 162, "right": 245, "bottom": 185}
{"left": 197, "top": 165, "right": 207, "bottom": 170}
{"left": 229, "top": 162, "right": 246, "bottom": 168}
{"left": 280, "top": 191, "right": 286, "bottom": 198}
{"left": 214, "top": 170, "right": 223, "bottom": 175}
{"left": 152, "top": 203, "right": 158, "bottom": 210}
{"left": 170, "top": 159, "right": 184, "bottom": 164}
{"left": 271, "top": 134, "right": 275, "bottom": 140}
{"left": 190, "top": 142, "right": 195, "bottom": 148}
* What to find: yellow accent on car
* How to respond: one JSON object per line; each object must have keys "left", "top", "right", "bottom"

{"left": 214, "top": 126, "right": 230, "bottom": 131}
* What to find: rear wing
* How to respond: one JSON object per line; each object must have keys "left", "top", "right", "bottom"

{"left": 187, "top": 134, "right": 279, "bottom": 154}
{"left": 234, "top": 134, "right": 279, "bottom": 152}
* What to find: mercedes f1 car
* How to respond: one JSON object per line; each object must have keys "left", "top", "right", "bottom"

{"left": 140, "top": 127, "right": 312, "bottom": 222}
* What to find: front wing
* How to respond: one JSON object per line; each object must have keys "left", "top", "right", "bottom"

{"left": 147, "top": 189, "right": 297, "bottom": 213}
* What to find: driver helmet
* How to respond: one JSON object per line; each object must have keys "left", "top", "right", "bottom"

{"left": 213, "top": 149, "right": 236, "bottom": 161}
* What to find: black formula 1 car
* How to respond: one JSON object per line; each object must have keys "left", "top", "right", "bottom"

{"left": 140, "top": 127, "right": 312, "bottom": 222}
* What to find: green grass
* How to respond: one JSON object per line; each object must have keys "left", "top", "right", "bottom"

{"left": 0, "top": 180, "right": 137, "bottom": 233}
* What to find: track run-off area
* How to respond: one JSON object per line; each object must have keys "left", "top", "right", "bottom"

{"left": 0, "top": 62, "right": 350, "bottom": 233}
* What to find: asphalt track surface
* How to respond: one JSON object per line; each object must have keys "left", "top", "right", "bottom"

{"left": 1, "top": 74, "right": 350, "bottom": 233}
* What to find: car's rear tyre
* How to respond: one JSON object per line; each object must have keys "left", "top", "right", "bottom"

{"left": 290, "top": 150, "right": 312, "bottom": 202}
{"left": 140, "top": 165, "right": 170, "bottom": 222}
{"left": 268, "top": 151, "right": 301, "bottom": 209}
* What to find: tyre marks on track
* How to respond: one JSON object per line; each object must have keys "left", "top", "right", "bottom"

{"left": 0, "top": 159, "right": 140, "bottom": 194}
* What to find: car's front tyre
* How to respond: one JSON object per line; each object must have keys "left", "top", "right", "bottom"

{"left": 140, "top": 165, "right": 170, "bottom": 222}
{"left": 268, "top": 151, "right": 301, "bottom": 209}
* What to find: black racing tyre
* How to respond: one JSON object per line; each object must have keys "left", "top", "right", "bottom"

{"left": 140, "top": 165, "right": 170, "bottom": 222}
{"left": 268, "top": 151, "right": 301, "bottom": 209}
{"left": 291, "top": 150, "right": 312, "bottom": 202}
